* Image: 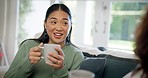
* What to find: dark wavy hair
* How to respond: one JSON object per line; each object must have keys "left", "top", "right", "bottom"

{"left": 38, "top": 3, "right": 72, "bottom": 44}
{"left": 133, "top": 6, "right": 148, "bottom": 78}
{"left": 20, "top": 4, "right": 73, "bottom": 46}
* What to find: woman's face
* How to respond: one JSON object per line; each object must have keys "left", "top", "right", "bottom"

{"left": 44, "top": 10, "right": 71, "bottom": 46}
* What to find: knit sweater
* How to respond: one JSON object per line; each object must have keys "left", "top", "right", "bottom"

{"left": 4, "top": 40, "right": 84, "bottom": 78}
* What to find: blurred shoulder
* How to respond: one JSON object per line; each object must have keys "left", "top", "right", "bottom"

{"left": 63, "top": 43, "right": 82, "bottom": 53}
{"left": 19, "top": 39, "right": 40, "bottom": 48}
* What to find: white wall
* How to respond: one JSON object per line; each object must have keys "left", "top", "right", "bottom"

{"left": 0, "top": 0, "right": 6, "bottom": 41}
{"left": 0, "top": 0, "right": 19, "bottom": 65}
{"left": 73, "top": 1, "right": 86, "bottom": 45}
{"left": 93, "top": 0, "right": 110, "bottom": 48}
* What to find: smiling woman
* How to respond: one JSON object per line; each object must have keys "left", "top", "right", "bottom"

{"left": 44, "top": 10, "right": 71, "bottom": 47}
{"left": 4, "top": 3, "right": 84, "bottom": 78}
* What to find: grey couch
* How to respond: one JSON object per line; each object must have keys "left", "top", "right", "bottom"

{"left": 80, "top": 53, "right": 139, "bottom": 78}
{"left": 0, "top": 53, "right": 138, "bottom": 78}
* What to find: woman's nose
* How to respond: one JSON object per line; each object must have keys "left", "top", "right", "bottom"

{"left": 55, "top": 25, "right": 62, "bottom": 31}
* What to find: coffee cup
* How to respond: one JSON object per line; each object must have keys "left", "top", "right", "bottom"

{"left": 68, "top": 70, "right": 95, "bottom": 78}
{"left": 40, "top": 44, "right": 60, "bottom": 63}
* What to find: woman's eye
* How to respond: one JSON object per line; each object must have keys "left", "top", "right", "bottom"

{"left": 62, "top": 22, "right": 68, "bottom": 26}
{"left": 51, "top": 21, "right": 57, "bottom": 24}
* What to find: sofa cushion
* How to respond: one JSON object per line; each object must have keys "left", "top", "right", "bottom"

{"left": 103, "top": 55, "right": 138, "bottom": 78}
{"left": 80, "top": 57, "right": 107, "bottom": 78}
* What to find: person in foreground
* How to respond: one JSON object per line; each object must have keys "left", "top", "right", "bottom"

{"left": 123, "top": 6, "right": 148, "bottom": 78}
{"left": 4, "top": 3, "right": 84, "bottom": 78}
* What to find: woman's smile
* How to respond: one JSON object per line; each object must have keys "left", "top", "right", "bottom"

{"left": 53, "top": 32, "right": 63, "bottom": 39}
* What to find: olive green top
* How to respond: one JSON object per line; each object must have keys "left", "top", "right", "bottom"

{"left": 4, "top": 40, "right": 84, "bottom": 78}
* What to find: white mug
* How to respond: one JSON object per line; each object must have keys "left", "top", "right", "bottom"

{"left": 40, "top": 44, "right": 60, "bottom": 63}
{"left": 68, "top": 70, "right": 95, "bottom": 78}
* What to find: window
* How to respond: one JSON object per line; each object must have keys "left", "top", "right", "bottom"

{"left": 109, "top": 1, "right": 148, "bottom": 51}
{"left": 62, "top": 0, "right": 95, "bottom": 46}
{"left": 17, "top": 0, "right": 148, "bottom": 53}
{"left": 18, "top": 0, "right": 96, "bottom": 48}
{"left": 17, "top": 0, "right": 50, "bottom": 47}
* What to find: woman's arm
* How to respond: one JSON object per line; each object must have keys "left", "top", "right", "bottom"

{"left": 4, "top": 41, "right": 35, "bottom": 78}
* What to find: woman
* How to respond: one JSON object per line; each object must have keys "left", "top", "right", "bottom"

{"left": 123, "top": 6, "right": 148, "bottom": 78}
{"left": 4, "top": 3, "right": 84, "bottom": 78}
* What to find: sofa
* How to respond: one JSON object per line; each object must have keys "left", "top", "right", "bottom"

{"left": 80, "top": 51, "right": 139, "bottom": 78}
{"left": 0, "top": 47, "right": 139, "bottom": 78}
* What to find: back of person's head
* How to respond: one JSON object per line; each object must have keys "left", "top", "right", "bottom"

{"left": 38, "top": 3, "right": 72, "bottom": 43}
{"left": 134, "top": 6, "right": 148, "bottom": 77}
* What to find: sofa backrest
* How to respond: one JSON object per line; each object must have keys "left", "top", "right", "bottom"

{"left": 80, "top": 57, "right": 107, "bottom": 78}
{"left": 103, "top": 55, "right": 138, "bottom": 78}
{"left": 81, "top": 52, "right": 139, "bottom": 78}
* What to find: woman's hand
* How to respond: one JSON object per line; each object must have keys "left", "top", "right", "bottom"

{"left": 46, "top": 46, "right": 65, "bottom": 69}
{"left": 28, "top": 43, "right": 43, "bottom": 64}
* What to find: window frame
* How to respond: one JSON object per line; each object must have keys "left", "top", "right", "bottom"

{"left": 93, "top": 0, "right": 148, "bottom": 51}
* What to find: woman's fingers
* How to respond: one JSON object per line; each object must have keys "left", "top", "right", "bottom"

{"left": 28, "top": 43, "right": 43, "bottom": 64}
{"left": 29, "top": 50, "right": 42, "bottom": 57}
{"left": 46, "top": 59, "right": 64, "bottom": 69}
{"left": 29, "top": 56, "right": 41, "bottom": 64}
{"left": 46, "top": 49, "right": 64, "bottom": 69}
{"left": 28, "top": 43, "right": 64, "bottom": 69}
{"left": 38, "top": 43, "right": 43, "bottom": 50}
{"left": 47, "top": 54, "right": 63, "bottom": 64}
{"left": 48, "top": 52, "right": 63, "bottom": 60}
{"left": 55, "top": 47, "right": 64, "bottom": 56}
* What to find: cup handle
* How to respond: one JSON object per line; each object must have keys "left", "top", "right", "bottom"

{"left": 39, "top": 47, "right": 44, "bottom": 59}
